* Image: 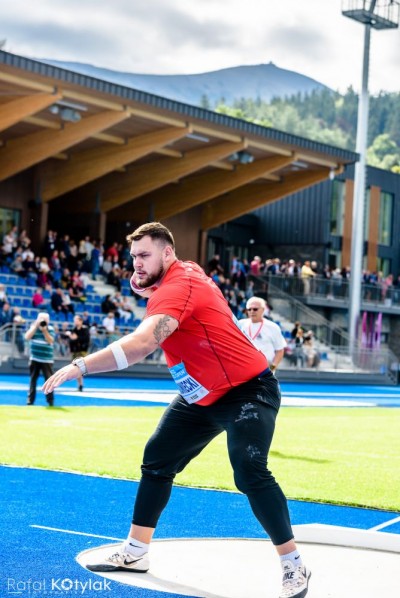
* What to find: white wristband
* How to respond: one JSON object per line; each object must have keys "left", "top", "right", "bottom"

{"left": 109, "top": 341, "right": 129, "bottom": 370}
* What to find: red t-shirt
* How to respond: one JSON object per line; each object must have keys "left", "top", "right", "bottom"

{"left": 145, "top": 261, "right": 268, "bottom": 406}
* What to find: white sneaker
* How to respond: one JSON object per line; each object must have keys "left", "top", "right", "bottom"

{"left": 86, "top": 544, "right": 149, "bottom": 573}
{"left": 279, "top": 561, "right": 311, "bottom": 598}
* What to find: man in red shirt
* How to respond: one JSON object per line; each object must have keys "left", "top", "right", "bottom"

{"left": 43, "top": 222, "right": 310, "bottom": 598}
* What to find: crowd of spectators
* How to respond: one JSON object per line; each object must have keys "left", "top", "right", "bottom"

{"left": 0, "top": 227, "right": 138, "bottom": 350}
{"left": 208, "top": 252, "right": 400, "bottom": 304}
{"left": 3, "top": 226, "right": 395, "bottom": 367}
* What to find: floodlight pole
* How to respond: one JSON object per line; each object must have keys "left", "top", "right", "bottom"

{"left": 348, "top": 23, "right": 371, "bottom": 349}
{"left": 344, "top": 0, "right": 400, "bottom": 349}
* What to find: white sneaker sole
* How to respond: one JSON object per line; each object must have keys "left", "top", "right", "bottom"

{"left": 87, "top": 553, "right": 149, "bottom": 573}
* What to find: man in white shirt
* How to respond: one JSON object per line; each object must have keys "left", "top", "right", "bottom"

{"left": 238, "top": 296, "right": 286, "bottom": 373}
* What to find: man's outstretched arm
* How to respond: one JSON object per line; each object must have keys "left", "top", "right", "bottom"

{"left": 42, "top": 313, "right": 178, "bottom": 394}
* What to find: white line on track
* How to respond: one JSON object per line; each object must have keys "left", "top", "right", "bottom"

{"left": 369, "top": 515, "right": 400, "bottom": 531}
{"left": 30, "top": 524, "right": 123, "bottom": 541}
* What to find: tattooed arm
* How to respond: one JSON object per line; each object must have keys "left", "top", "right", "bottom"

{"left": 42, "top": 314, "right": 178, "bottom": 394}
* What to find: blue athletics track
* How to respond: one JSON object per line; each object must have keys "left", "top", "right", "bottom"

{"left": 1, "top": 373, "right": 400, "bottom": 598}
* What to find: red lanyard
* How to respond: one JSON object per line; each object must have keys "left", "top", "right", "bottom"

{"left": 248, "top": 321, "right": 263, "bottom": 340}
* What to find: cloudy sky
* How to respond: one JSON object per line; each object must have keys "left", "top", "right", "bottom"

{"left": 1, "top": 0, "right": 399, "bottom": 95}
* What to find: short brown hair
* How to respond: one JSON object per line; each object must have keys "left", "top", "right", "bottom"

{"left": 126, "top": 222, "right": 175, "bottom": 249}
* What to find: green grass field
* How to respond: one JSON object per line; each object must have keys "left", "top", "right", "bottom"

{"left": 1, "top": 406, "right": 399, "bottom": 511}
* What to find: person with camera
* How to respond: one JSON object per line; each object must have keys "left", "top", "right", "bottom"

{"left": 24, "top": 312, "right": 55, "bottom": 406}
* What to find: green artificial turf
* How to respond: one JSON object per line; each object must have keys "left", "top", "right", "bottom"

{"left": 1, "top": 406, "right": 399, "bottom": 511}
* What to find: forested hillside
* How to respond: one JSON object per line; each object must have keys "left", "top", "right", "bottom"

{"left": 210, "top": 88, "right": 400, "bottom": 172}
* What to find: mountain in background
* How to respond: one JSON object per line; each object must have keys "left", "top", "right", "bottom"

{"left": 42, "top": 59, "right": 330, "bottom": 106}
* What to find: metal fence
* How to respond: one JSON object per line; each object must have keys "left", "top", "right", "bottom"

{"left": 0, "top": 322, "right": 165, "bottom": 364}
{"left": 251, "top": 274, "right": 399, "bottom": 382}
{"left": 263, "top": 273, "right": 400, "bottom": 309}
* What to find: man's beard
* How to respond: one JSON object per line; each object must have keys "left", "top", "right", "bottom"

{"left": 136, "top": 261, "right": 165, "bottom": 289}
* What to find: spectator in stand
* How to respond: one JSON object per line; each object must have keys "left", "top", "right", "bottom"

{"left": 0, "top": 283, "right": 9, "bottom": 308}
{"left": 32, "top": 287, "right": 45, "bottom": 309}
{"left": 49, "top": 249, "right": 61, "bottom": 272}
{"left": 57, "top": 234, "right": 70, "bottom": 257}
{"left": 107, "top": 265, "right": 122, "bottom": 291}
{"left": 301, "top": 260, "right": 316, "bottom": 295}
{"left": 101, "top": 255, "right": 114, "bottom": 279}
{"left": 267, "top": 258, "right": 281, "bottom": 275}
{"left": 120, "top": 259, "right": 132, "bottom": 279}
{"left": 10, "top": 254, "right": 26, "bottom": 277}
{"left": 65, "top": 315, "right": 90, "bottom": 391}
{"left": 105, "top": 241, "right": 120, "bottom": 264}
{"left": 89, "top": 322, "right": 102, "bottom": 352}
{"left": 44, "top": 230, "right": 57, "bottom": 258}
{"left": 102, "top": 311, "right": 117, "bottom": 341}
{"left": 68, "top": 281, "right": 86, "bottom": 303}
{"left": 37, "top": 268, "right": 52, "bottom": 289}
{"left": 67, "top": 239, "right": 79, "bottom": 271}
{"left": 0, "top": 302, "right": 12, "bottom": 328}
{"left": 2, "top": 226, "right": 18, "bottom": 260}
{"left": 62, "top": 288, "right": 75, "bottom": 316}
{"left": 119, "top": 296, "right": 135, "bottom": 324}
{"left": 84, "top": 236, "right": 94, "bottom": 268}
{"left": 22, "top": 254, "right": 37, "bottom": 282}
{"left": 250, "top": 255, "right": 262, "bottom": 276}
{"left": 38, "top": 256, "right": 51, "bottom": 279}
{"left": 22, "top": 246, "right": 35, "bottom": 269}
{"left": 51, "top": 287, "right": 64, "bottom": 315}
{"left": 290, "top": 321, "right": 302, "bottom": 340}
{"left": 78, "top": 239, "right": 87, "bottom": 262}
{"left": 245, "top": 280, "right": 255, "bottom": 300}
{"left": 19, "top": 229, "right": 31, "bottom": 249}
{"left": 293, "top": 328, "right": 306, "bottom": 368}
{"left": 303, "top": 331, "right": 320, "bottom": 368}
{"left": 207, "top": 254, "right": 224, "bottom": 275}
{"left": 90, "top": 241, "right": 101, "bottom": 280}
{"left": 71, "top": 270, "right": 84, "bottom": 290}
{"left": 381, "top": 273, "right": 394, "bottom": 303}
{"left": 12, "top": 309, "right": 26, "bottom": 353}
{"left": 53, "top": 323, "right": 70, "bottom": 358}
{"left": 231, "top": 257, "right": 247, "bottom": 291}
{"left": 60, "top": 268, "right": 72, "bottom": 289}
{"left": 101, "top": 294, "right": 118, "bottom": 315}
{"left": 51, "top": 287, "right": 74, "bottom": 319}
{"left": 82, "top": 311, "right": 91, "bottom": 326}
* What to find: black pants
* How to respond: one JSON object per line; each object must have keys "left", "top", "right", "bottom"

{"left": 28, "top": 360, "right": 54, "bottom": 405}
{"left": 132, "top": 372, "right": 293, "bottom": 546}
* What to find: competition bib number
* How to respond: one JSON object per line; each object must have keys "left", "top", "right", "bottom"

{"left": 169, "top": 362, "right": 209, "bottom": 404}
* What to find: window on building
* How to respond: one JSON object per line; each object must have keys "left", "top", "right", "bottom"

{"left": 376, "top": 257, "right": 391, "bottom": 277}
{"left": 363, "top": 189, "right": 370, "bottom": 242}
{"left": 330, "top": 180, "right": 345, "bottom": 235}
{"left": 0, "top": 208, "right": 21, "bottom": 243}
{"left": 328, "top": 250, "right": 342, "bottom": 270}
{"left": 378, "top": 192, "right": 393, "bottom": 246}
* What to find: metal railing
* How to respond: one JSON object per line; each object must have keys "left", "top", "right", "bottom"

{"left": 251, "top": 275, "right": 399, "bottom": 382}
{"left": 255, "top": 275, "right": 350, "bottom": 348}
{"left": 0, "top": 321, "right": 165, "bottom": 365}
{"left": 262, "top": 273, "right": 400, "bottom": 309}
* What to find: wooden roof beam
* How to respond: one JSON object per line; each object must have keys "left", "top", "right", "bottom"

{"left": 132, "top": 153, "right": 296, "bottom": 222}
{"left": 0, "top": 91, "right": 62, "bottom": 132}
{"left": 100, "top": 140, "right": 247, "bottom": 212}
{"left": 39, "top": 126, "right": 191, "bottom": 201}
{"left": 202, "top": 168, "right": 331, "bottom": 230}
{"left": 0, "top": 109, "right": 131, "bottom": 182}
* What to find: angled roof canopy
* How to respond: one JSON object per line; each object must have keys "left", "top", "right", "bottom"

{"left": 0, "top": 50, "right": 358, "bottom": 231}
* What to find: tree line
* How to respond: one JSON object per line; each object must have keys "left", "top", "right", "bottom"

{"left": 200, "top": 88, "right": 400, "bottom": 173}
